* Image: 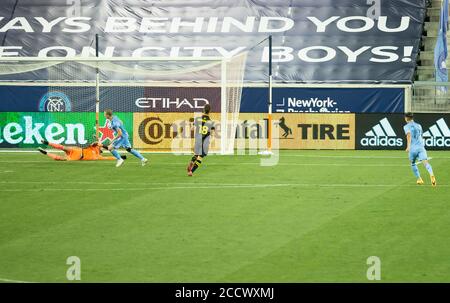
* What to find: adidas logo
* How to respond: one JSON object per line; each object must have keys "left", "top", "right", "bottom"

{"left": 423, "top": 118, "right": 450, "bottom": 147}
{"left": 360, "top": 117, "right": 403, "bottom": 147}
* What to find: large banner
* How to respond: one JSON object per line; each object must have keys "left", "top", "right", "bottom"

{"left": 0, "top": 85, "right": 404, "bottom": 114}
{"left": 0, "top": 0, "right": 426, "bottom": 82}
{"left": 0, "top": 112, "right": 132, "bottom": 148}
{"left": 356, "top": 114, "right": 450, "bottom": 150}
{"left": 132, "top": 113, "right": 355, "bottom": 150}
{"left": 1, "top": 112, "right": 448, "bottom": 150}
{"left": 0, "top": 86, "right": 221, "bottom": 113}
{"left": 273, "top": 113, "right": 356, "bottom": 149}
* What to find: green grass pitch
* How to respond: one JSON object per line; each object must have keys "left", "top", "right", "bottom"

{"left": 0, "top": 150, "right": 449, "bottom": 282}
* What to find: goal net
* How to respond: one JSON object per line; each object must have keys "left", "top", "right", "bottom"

{"left": 0, "top": 53, "right": 247, "bottom": 154}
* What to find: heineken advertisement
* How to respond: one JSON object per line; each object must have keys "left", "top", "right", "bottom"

{"left": 0, "top": 112, "right": 133, "bottom": 148}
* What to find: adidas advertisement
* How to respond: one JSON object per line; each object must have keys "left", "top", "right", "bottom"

{"left": 357, "top": 115, "right": 405, "bottom": 149}
{"left": 420, "top": 116, "right": 450, "bottom": 150}
{"left": 356, "top": 114, "right": 450, "bottom": 150}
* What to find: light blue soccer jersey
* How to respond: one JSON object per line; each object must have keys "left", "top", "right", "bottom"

{"left": 403, "top": 121, "right": 424, "bottom": 150}
{"left": 109, "top": 116, "right": 129, "bottom": 139}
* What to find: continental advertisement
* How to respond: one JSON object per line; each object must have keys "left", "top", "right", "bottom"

{"left": 274, "top": 113, "right": 355, "bottom": 150}
{"left": 133, "top": 113, "right": 355, "bottom": 150}
{"left": 133, "top": 112, "right": 222, "bottom": 152}
{"left": 0, "top": 112, "right": 133, "bottom": 148}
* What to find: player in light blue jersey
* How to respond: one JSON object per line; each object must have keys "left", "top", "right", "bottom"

{"left": 104, "top": 109, "right": 148, "bottom": 167}
{"left": 403, "top": 113, "right": 436, "bottom": 186}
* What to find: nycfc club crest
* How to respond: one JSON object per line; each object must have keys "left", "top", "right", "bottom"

{"left": 39, "top": 92, "right": 72, "bottom": 112}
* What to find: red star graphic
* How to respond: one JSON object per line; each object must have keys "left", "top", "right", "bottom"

{"left": 98, "top": 121, "right": 115, "bottom": 143}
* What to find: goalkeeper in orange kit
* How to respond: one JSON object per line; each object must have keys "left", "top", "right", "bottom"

{"left": 37, "top": 139, "right": 126, "bottom": 161}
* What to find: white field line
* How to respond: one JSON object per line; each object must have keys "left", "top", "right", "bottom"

{"left": 281, "top": 154, "right": 450, "bottom": 159}
{"left": 0, "top": 181, "right": 261, "bottom": 186}
{"left": 0, "top": 277, "right": 34, "bottom": 283}
{"left": 0, "top": 183, "right": 447, "bottom": 192}
{"left": 241, "top": 163, "right": 410, "bottom": 167}
{"left": 0, "top": 161, "right": 431, "bottom": 167}
{"left": 0, "top": 184, "right": 292, "bottom": 192}
{"left": 0, "top": 150, "right": 42, "bottom": 153}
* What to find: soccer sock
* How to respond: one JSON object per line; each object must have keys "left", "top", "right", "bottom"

{"left": 411, "top": 163, "right": 421, "bottom": 179}
{"left": 110, "top": 149, "right": 122, "bottom": 160}
{"left": 47, "top": 153, "right": 65, "bottom": 161}
{"left": 128, "top": 149, "right": 145, "bottom": 160}
{"left": 48, "top": 142, "right": 64, "bottom": 150}
{"left": 191, "top": 159, "right": 202, "bottom": 173}
{"left": 425, "top": 163, "right": 434, "bottom": 176}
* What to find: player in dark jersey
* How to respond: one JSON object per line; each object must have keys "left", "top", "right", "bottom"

{"left": 187, "top": 104, "right": 215, "bottom": 176}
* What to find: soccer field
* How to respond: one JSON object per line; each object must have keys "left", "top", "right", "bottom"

{"left": 0, "top": 150, "right": 449, "bottom": 283}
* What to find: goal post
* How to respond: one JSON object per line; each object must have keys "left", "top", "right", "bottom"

{"left": 268, "top": 35, "right": 273, "bottom": 153}
{"left": 95, "top": 34, "right": 100, "bottom": 142}
{"left": 0, "top": 53, "right": 248, "bottom": 154}
{"left": 258, "top": 35, "right": 274, "bottom": 156}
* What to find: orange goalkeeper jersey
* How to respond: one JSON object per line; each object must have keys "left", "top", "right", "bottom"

{"left": 66, "top": 146, "right": 100, "bottom": 161}
{"left": 81, "top": 146, "right": 102, "bottom": 160}
{"left": 66, "top": 147, "right": 83, "bottom": 161}
{"left": 66, "top": 145, "right": 116, "bottom": 161}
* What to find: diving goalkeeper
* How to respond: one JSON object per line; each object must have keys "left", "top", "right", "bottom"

{"left": 37, "top": 140, "right": 126, "bottom": 161}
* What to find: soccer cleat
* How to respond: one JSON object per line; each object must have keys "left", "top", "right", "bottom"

{"left": 121, "top": 155, "right": 127, "bottom": 160}
{"left": 187, "top": 171, "right": 193, "bottom": 177}
{"left": 416, "top": 178, "right": 424, "bottom": 185}
{"left": 116, "top": 158, "right": 124, "bottom": 167}
{"left": 41, "top": 139, "right": 49, "bottom": 145}
{"left": 37, "top": 147, "right": 47, "bottom": 155}
{"left": 431, "top": 175, "right": 437, "bottom": 187}
{"left": 141, "top": 158, "right": 148, "bottom": 166}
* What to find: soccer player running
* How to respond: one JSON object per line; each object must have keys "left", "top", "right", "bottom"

{"left": 38, "top": 140, "right": 126, "bottom": 161}
{"left": 404, "top": 112, "right": 436, "bottom": 186}
{"left": 187, "top": 104, "right": 215, "bottom": 176}
{"left": 104, "top": 109, "right": 148, "bottom": 167}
